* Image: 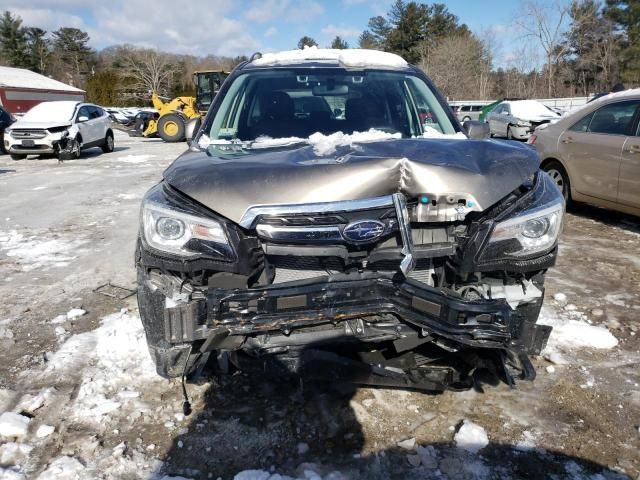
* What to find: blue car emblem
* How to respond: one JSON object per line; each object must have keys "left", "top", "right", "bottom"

{"left": 342, "top": 220, "right": 386, "bottom": 243}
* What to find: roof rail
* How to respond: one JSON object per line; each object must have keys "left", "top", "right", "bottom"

{"left": 249, "top": 52, "right": 262, "bottom": 62}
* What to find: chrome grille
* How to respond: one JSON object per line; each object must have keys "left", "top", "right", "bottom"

{"left": 10, "top": 129, "right": 47, "bottom": 139}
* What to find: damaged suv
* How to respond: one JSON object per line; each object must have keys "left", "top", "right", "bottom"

{"left": 136, "top": 48, "right": 564, "bottom": 393}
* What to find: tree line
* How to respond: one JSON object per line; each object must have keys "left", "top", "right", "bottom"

{"left": 299, "top": 0, "right": 638, "bottom": 100}
{"left": 0, "top": 1, "right": 638, "bottom": 105}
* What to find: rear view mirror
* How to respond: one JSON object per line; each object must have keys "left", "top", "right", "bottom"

{"left": 312, "top": 84, "right": 349, "bottom": 96}
{"left": 186, "top": 117, "right": 202, "bottom": 145}
{"left": 78, "top": 115, "right": 89, "bottom": 123}
{"left": 462, "top": 120, "right": 490, "bottom": 139}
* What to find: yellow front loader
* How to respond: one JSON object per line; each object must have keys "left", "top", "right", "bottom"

{"left": 143, "top": 70, "right": 229, "bottom": 142}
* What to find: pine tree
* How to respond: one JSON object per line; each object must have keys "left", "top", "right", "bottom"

{"left": 297, "top": 36, "right": 318, "bottom": 49}
{"left": 605, "top": 0, "right": 640, "bottom": 83}
{"left": 0, "top": 11, "right": 28, "bottom": 68}
{"left": 26, "top": 27, "right": 49, "bottom": 73}
{"left": 330, "top": 36, "right": 348, "bottom": 49}
{"left": 358, "top": 31, "right": 379, "bottom": 49}
{"left": 52, "top": 27, "right": 94, "bottom": 78}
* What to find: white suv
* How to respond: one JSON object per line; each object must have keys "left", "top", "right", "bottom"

{"left": 4, "top": 101, "right": 114, "bottom": 161}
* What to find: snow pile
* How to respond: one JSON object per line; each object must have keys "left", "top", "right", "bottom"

{"left": 422, "top": 125, "right": 467, "bottom": 140}
{"left": 538, "top": 307, "right": 618, "bottom": 351}
{"left": 252, "top": 46, "right": 408, "bottom": 69}
{"left": 232, "top": 469, "right": 345, "bottom": 480}
{"left": 0, "top": 442, "right": 32, "bottom": 467}
{"left": 41, "top": 310, "right": 162, "bottom": 424}
{"left": 37, "top": 456, "right": 87, "bottom": 480}
{"left": 0, "top": 230, "right": 87, "bottom": 271}
{"left": 454, "top": 420, "right": 489, "bottom": 453}
{"left": 251, "top": 129, "right": 402, "bottom": 156}
{"left": 0, "top": 412, "right": 31, "bottom": 439}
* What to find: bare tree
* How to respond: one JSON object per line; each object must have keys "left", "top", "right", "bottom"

{"left": 121, "top": 47, "right": 176, "bottom": 96}
{"left": 515, "top": 0, "right": 570, "bottom": 97}
{"left": 420, "top": 33, "right": 494, "bottom": 100}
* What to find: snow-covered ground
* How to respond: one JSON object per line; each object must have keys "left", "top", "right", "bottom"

{"left": 0, "top": 133, "right": 638, "bottom": 479}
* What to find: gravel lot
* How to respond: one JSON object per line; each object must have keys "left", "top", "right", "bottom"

{"left": 0, "top": 132, "right": 638, "bottom": 479}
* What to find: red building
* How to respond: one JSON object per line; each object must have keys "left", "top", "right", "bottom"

{"left": 0, "top": 66, "right": 85, "bottom": 115}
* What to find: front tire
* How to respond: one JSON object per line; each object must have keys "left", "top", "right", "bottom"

{"left": 543, "top": 160, "right": 571, "bottom": 201}
{"left": 101, "top": 131, "right": 114, "bottom": 153}
{"left": 157, "top": 113, "right": 186, "bottom": 142}
{"left": 507, "top": 126, "right": 514, "bottom": 140}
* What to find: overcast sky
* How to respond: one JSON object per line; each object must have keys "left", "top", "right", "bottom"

{"left": 6, "top": 0, "right": 535, "bottom": 67}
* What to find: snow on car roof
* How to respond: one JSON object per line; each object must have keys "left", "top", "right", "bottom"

{"left": 0, "top": 66, "right": 84, "bottom": 92}
{"left": 251, "top": 46, "right": 409, "bottom": 69}
{"left": 20, "top": 101, "right": 80, "bottom": 123}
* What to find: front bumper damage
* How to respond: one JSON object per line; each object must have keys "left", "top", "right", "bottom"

{"left": 139, "top": 268, "right": 551, "bottom": 392}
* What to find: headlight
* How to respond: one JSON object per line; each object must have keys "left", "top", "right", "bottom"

{"left": 142, "top": 201, "right": 230, "bottom": 257}
{"left": 4, "top": 128, "right": 11, "bottom": 135}
{"left": 488, "top": 200, "right": 563, "bottom": 257}
{"left": 516, "top": 120, "right": 531, "bottom": 127}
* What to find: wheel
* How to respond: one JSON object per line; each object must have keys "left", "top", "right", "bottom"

{"left": 507, "top": 126, "right": 514, "bottom": 140}
{"left": 0, "top": 132, "right": 6, "bottom": 154}
{"left": 157, "top": 113, "right": 186, "bottom": 142}
{"left": 543, "top": 160, "right": 570, "bottom": 201}
{"left": 58, "top": 136, "right": 81, "bottom": 161}
{"left": 462, "top": 116, "right": 471, "bottom": 122}
{"left": 101, "top": 131, "right": 114, "bottom": 153}
{"left": 10, "top": 154, "right": 26, "bottom": 160}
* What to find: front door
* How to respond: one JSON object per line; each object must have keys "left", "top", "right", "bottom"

{"left": 619, "top": 121, "right": 640, "bottom": 208}
{"left": 558, "top": 100, "right": 639, "bottom": 203}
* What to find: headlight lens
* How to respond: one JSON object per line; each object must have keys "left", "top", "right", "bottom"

{"left": 142, "top": 201, "right": 229, "bottom": 256}
{"left": 488, "top": 202, "right": 563, "bottom": 256}
{"left": 516, "top": 120, "right": 531, "bottom": 127}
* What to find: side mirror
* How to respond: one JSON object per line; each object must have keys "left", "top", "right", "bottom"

{"left": 462, "top": 120, "right": 490, "bottom": 139}
{"left": 78, "top": 115, "right": 89, "bottom": 123}
{"left": 185, "top": 117, "right": 202, "bottom": 145}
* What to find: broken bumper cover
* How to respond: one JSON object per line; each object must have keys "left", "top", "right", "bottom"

{"left": 147, "top": 271, "right": 550, "bottom": 359}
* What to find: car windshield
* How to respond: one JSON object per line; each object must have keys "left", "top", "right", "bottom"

{"left": 21, "top": 102, "right": 77, "bottom": 123}
{"left": 205, "top": 69, "right": 457, "bottom": 145}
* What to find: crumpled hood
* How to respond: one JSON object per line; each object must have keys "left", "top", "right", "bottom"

{"left": 164, "top": 138, "right": 539, "bottom": 224}
{"left": 10, "top": 120, "right": 71, "bottom": 130}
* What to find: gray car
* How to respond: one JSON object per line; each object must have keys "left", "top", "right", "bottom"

{"left": 135, "top": 49, "right": 564, "bottom": 402}
{"left": 533, "top": 89, "right": 640, "bottom": 217}
{"left": 487, "top": 100, "right": 560, "bottom": 140}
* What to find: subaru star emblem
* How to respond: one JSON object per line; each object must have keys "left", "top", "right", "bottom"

{"left": 342, "top": 220, "right": 385, "bottom": 243}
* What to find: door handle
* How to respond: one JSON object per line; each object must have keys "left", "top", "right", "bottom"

{"left": 625, "top": 145, "right": 640, "bottom": 154}
{"left": 562, "top": 137, "right": 573, "bottom": 144}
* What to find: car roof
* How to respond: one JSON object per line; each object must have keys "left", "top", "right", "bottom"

{"left": 242, "top": 47, "right": 411, "bottom": 71}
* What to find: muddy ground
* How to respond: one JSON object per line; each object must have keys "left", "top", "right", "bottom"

{"left": 0, "top": 133, "right": 638, "bottom": 479}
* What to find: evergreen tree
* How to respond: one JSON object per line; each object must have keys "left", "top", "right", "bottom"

{"left": 85, "top": 70, "right": 120, "bottom": 105}
{"left": 25, "top": 27, "right": 49, "bottom": 73}
{"left": 358, "top": 31, "right": 379, "bottom": 49}
{"left": 297, "top": 36, "right": 318, "bottom": 49}
{"left": 52, "top": 27, "right": 94, "bottom": 77}
{"left": 360, "top": 1, "right": 466, "bottom": 63}
{"left": 330, "top": 36, "right": 348, "bottom": 49}
{"left": 605, "top": 0, "right": 640, "bottom": 83}
{"left": 0, "top": 11, "right": 28, "bottom": 68}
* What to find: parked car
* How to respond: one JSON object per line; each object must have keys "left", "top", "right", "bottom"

{"left": 455, "top": 104, "right": 485, "bottom": 122}
{"left": 486, "top": 100, "right": 560, "bottom": 140}
{"left": 105, "top": 108, "right": 130, "bottom": 124}
{"left": 532, "top": 89, "right": 640, "bottom": 216}
{"left": 0, "top": 105, "right": 16, "bottom": 154}
{"left": 4, "top": 101, "right": 114, "bottom": 161}
{"left": 136, "top": 48, "right": 563, "bottom": 398}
